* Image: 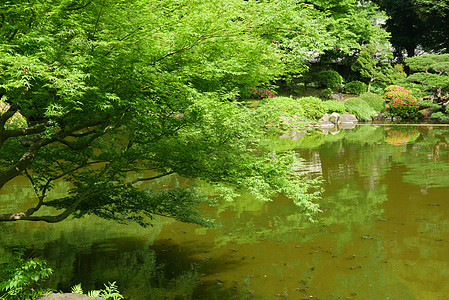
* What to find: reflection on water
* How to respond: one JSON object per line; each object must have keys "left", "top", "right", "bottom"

{"left": 1, "top": 125, "right": 449, "bottom": 299}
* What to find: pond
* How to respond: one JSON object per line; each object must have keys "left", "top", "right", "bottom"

{"left": 1, "top": 124, "right": 449, "bottom": 299}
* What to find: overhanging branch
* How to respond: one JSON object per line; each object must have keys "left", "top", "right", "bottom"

{"left": 0, "top": 171, "right": 176, "bottom": 223}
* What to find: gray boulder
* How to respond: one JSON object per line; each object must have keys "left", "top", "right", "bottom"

{"left": 339, "top": 114, "right": 358, "bottom": 123}
{"left": 331, "top": 93, "right": 344, "bottom": 100}
{"left": 319, "top": 113, "right": 330, "bottom": 122}
{"left": 329, "top": 112, "right": 341, "bottom": 124}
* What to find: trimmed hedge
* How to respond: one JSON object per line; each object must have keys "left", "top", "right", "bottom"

{"left": 323, "top": 100, "right": 346, "bottom": 114}
{"left": 358, "top": 93, "right": 385, "bottom": 111}
{"left": 344, "top": 98, "right": 377, "bottom": 121}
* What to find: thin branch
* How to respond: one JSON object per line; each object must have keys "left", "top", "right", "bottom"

{"left": 63, "top": 1, "right": 93, "bottom": 11}
{"left": 0, "top": 171, "right": 175, "bottom": 223}
{"left": 23, "top": 169, "right": 46, "bottom": 216}
{"left": 55, "top": 130, "right": 105, "bottom": 150}
{"left": 153, "top": 35, "right": 214, "bottom": 64}
{"left": 0, "top": 120, "right": 107, "bottom": 189}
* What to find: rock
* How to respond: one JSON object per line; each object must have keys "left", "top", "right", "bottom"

{"left": 329, "top": 112, "right": 340, "bottom": 124}
{"left": 372, "top": 111, "right": 385, "bottom": 121}
{"left": 331, "top": 93, "right": 344, "bottom": 100}
{"left": 290, "top": 131, "right": 306, "bottom": 141}
{"left": 392, "top": 116, "right": 402, "bottom": 122}
{"left": 280, "top": 131, "right": 306, "bottom": 141}
{"left": 319, "top": 113, "right": 330, "bottom": 122}
{"left": 418, "top": 108, "right": 435, "bottom": 118}
{"left": 339, "top": 122, "right": 356, "bottom": 129}
{"left": 318, "top": 120, "right": 335, "bottom": 129}
{"left": 37, "top": 294, "right": 105, "bottom": 300}
{"left": 339, "top": 114, "right": 358, "bottom": 123}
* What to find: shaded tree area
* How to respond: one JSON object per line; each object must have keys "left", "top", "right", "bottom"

{"left": 1, "top": 0, "right": 332, "bottom": 225}
{"left": 373, "top": 0, "right": 449, "bottom": 59}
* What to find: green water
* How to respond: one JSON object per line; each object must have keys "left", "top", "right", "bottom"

{"left": 1, "top": 125, "right": 449, "bottom": 299}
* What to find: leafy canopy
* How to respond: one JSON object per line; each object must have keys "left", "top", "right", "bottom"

{"left": 0, "top": 0, "right": 326, "bottom": 225}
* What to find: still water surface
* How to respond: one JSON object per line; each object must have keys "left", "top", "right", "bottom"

{"left": 1, "top": 125, "right": 449, "bottom": 299}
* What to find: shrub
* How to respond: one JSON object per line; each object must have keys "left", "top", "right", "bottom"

{"left": 298, "top": 96, "right": 327, "bottom": 120}
{"left": 323, "top": 100, "right": 346, "bottom": 114}
{"left": 320, "top": 88, "right": 333, "bottom": 99}
{"left": 384, "top": 85, "right": 419, "bottom": 119}
{"left": 369, "top": 84, "right": 385, "bottom": 95}
{"left": 254, "top": 96, "right": 306, "bottom": 130}
{"left": 344, "top": 81, "right": 367, "bottom": 95}
{"left": 313, "top": 70, "right": 343, "bottom": 89}
{"left": 0, "top": 250, "right": 53, "bottom": 300}
{"left": 430, "top": 112, "right": 449, "bottom": 120}
{"left": 344, "top": 98, "right": 377, "bottom": 121}
{"left": 358, "top": 93, "right": 385, "bottom": 111}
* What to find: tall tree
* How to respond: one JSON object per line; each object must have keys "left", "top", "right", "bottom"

{"left": 0, "top": 0, "right": 325, "bottom": 225}
{"left": 305, "top": 0, "right": 390, "bottom": 60}
{"left": 374, "top": 0, "right": 449, "bottom": 58}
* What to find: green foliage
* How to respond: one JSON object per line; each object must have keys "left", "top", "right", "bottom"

{"left": 320, "top": 88, "right": 333, "bottom": 99}
{"left": 344, "top": 98, "right": 377, "bottom": 121}
{"left": 0, "top": 250, "right": 53, "bottom": 300}
{"left": 323, "top": 100, "right": 346, "bottom": 114}
{"left": 351, "top": 44, "right": 401, "bottom": 91}
{"left": 313, "top": 70, "right": 343, "bottom": 89}
{"left": 71, "top": 282, "right": 124, "bottom": 300}
{"left": 358, "top": 93, "right": 386, "bottom": 112}
{"left": 373, "top": 0, "right": 449, "bottom": 57}
{"left": 298, "top": 96, "right": 328, "bottom": 120}
{"left": 307, "top": 0, "right": 390, "bottom": 56}
{"left": 254, "top": 96, "right": 306, "bottom": 132}
{"left": 404, "top": 54, "right": 449, "bottom": 99}
{"left": 0, "top": 0, "right": 327, "bottom": 225}
{"left": 345, "top": 81, "right": 367, "bottom": 95}
{"left": 384, "top": 86, "right": 419, "bottom": 119}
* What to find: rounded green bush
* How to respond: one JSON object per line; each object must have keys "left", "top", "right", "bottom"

{"left": 323, "top": 100, "right": 346, "bottom": 114}
{"left": 313, "top": 70, "right": 343, "bottom": 89}
{"left": 344, "top": 81, "right": 367, "bottom": 95}
{"left": 344, "top": 98, "right": 377, "bottom": 121}
{"left": 358, "top": 93, "right": 385, "bottom": 111}
{"left": 298, "top": 96, "right": 327, "bottom": 120}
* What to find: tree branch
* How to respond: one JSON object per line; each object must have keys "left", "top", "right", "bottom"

{"left": 63, "top": 1, "right": 93, "bottom": 11}
{"left": 0, "top": 171, "right": 175, "bottom": 223}
{"left": 0, "top": 120, "right": 108, "bottom": 189}
{"left": 153, "top": 35, "right": 215, "bottom": 63}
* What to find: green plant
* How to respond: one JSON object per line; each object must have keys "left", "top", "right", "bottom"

{"left": 298, "top": 96, "right": 327, "bottom": 120}
{"left": 255, "top": 96, "right": 305, "bottom": 126}
{"left": 313, "top": 70, "right": 343, "bottom": 89}
{"left": 384, "top": 85, "right": 419, "bottom": 119}
{"left": 0, "top": 250, "right": 53, "bottom": 300}
{"left": 344, "top": 98, "right": 377, "bottom": 121}
{"left": 358, "top": 93, "right": 385, "bottom": 111}
{"left": 321, "top": 88, "right": 333, "bottom": 99}
{"left": 323, "top": 100, "right": 346, "bottom": 114}
{"left": 71, "top": 282, "right": 124, "bottom": 300}
{"left": 344, "top": 81, "right": 367, "bottom": 95}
